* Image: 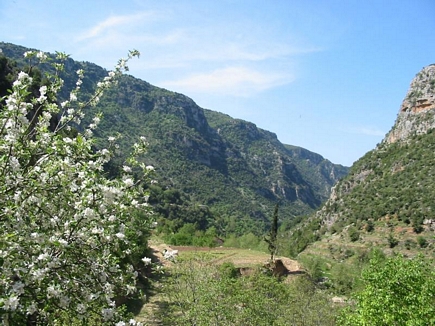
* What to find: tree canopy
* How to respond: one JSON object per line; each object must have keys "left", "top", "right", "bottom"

{"left": 0, "top": 50, "right": 151, "bottom": 325}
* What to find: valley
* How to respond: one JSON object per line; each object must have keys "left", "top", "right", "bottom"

{"left": 1, "top": 41, "right": 435, "bottom": 325}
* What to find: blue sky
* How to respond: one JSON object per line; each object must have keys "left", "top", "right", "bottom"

{"left": 1, "top": 0, "right": 434, "bottom": 166}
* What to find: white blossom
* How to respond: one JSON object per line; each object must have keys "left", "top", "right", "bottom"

{"left": 27, "top": 302, "right": 37, "bottom": 315}
{"left": 12, "top": 281, "right": 25, "bottom": 295}
{"left": 123, "top": 178, "right": 134, "bottom": 187}
{"left": 24, "top": 51, "right": 34, "bottom": 58}
{"left": 76, "top": 303, "right": 86, "bottom": 314}
{"left": 76, "top": 69, "right": 84, "bottom": 78}
{"left": 0, "top": 49, "right": 144, "bottom": 324}
{"left": 36, "top": 51, "right": 47, "bottom": 61}
{"left": 59, "top": 295, "right": 70, "bottom": 308}
{"left": 37, "top": 253, "right": 49, "bottom": 261}
{"left": 47, "top": 285, "right": 59, "bottom": 298}
{"left": 102, "top": 308, "right": 114, "bottom": 321}
{"left": 9, "top": 156, "right": 20, "bottom": 172}
{"left": 3, "top": 296, "right": 20, "bottom": 311}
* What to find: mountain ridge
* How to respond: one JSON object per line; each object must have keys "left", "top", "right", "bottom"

{"left": 287, "top": 63, "right": 435, "bottom": 257}
{"left": 0, "top": 41, "right": 349, "bottom": 235}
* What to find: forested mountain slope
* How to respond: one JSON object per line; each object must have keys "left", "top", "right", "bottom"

{"left": 287, "top": 64, "right": 435, "bottom": 257}
{"left": 0, "top": 42, "right": 348, "bottom": 235}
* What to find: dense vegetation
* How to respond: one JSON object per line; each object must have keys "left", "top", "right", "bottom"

{"left": 332, "top": 130, "right": 435, "bottom": 230}
{"left": 285, "top": 128, "right": 435, "bottom": 257}
{"left": 159, "top": 254, "right": 339, "bottom": 326}
{"left": 137, "top": 248, "right": 435, "bottom": 325}
{"left": 338, "top": 254, "right": 435, "bottom": 325}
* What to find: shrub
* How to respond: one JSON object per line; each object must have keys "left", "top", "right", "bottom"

{"left": 300, "top": 255, "right": 324, "bottom": 281}
{"left": 387, "top": 233, "right": 399, "bottom": 248}
{"left": 330, "top": 263, "right": 357, "bottom": 295}
{"left": 219, "top": 262, "right": 239, "bottom": 279}
{"left": 339, "top": 255, "right": 435, "bottom": 325}
{"left": 348, "top": 226, "right": 360, "bottom": 242}
{"left": 417, "top": 236, "right": 428, "bottom": 248}
{"left": 365, "top": 220, "right": 374, "bottom": 232}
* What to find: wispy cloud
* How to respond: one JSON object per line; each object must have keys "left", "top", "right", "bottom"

{"left": 161, "top": 66, "right": 293, "bottom": 97}
{"left": 78, "top": 29, "right": 186, "bottom": 50}
{"left": 76, "top": 11, "right": 158, "bottom": 42}
{"left": 360, "top": 128, "right": 385, "bottom": 137}
{"left": 170, "top": 42, "right": 320, "bottom": 64}
{"left": 72, "top": 7, "right": 319, "bottom": 97}
{"left": 352, "top": 127, "right": 386, "bottom": 137}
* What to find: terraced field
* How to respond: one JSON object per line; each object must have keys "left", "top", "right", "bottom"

{"left": 135, "top": 238, "right": 303, "bottom": 324}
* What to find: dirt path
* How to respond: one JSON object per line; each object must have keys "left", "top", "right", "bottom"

{"left": 135, "top": 241, "right": 171, "bottom": 325}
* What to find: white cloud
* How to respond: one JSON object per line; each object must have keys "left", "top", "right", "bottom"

{"left": 76, "top": 11, "right": 158, "bottom": 42}
{"left": 161, "top": 66, "right": 293, "bottom": 97}
{"left": 351, "top": 127, "right": 385, "bottom": 137}
{"left": 173, "top": 42, "right": 319, "bottom": 64}
{"left": 360, "top": 127, "right": 385, "bottom": 137}
{"left": 132, "top": 42, "right": 302, "bottom": 72}
{"left": 70, "top": 7, "right": 318, "bottom": 97}
{"left": 79, "top": 29, "right": 185, "bottom": 50}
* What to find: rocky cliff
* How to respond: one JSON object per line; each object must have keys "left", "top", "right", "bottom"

{"left": 286, "top": 64, "right": 435, "bottom": 257}
{"left": 0, "top": 42, "right": 349, "bottom": 234}
{"left": 386, "top": 64, "right": 435, "bottom": 143}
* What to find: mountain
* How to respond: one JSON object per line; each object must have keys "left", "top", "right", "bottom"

{"left": 288, "top": 64, "right": 435, "bottom": 257}
{"left": 0, "top": 42, "right": 348, "bottom": 235}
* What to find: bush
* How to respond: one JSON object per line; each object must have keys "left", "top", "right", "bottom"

{"left": 300, "top": 255, "right": 323, "bottom": 281}
{"left": 417, "top": 236, "right": 428, "bottom": 248}
{"left": 365, "top": 220, "right": 374, "bottom": 232}
{"left": 339, "top": 254, "right": 435, "bottom": 325}
{"left": 166, "top": 224, "right": 218, "bottom": 247}
{"left": 169, "top": 232, "right": 193, "bottom": 245}
{"left": 219, "top": 262, "right": 239, "bottom": 279}
{"left": 348, "top": 226, "right": 360, "bottom": 242}
{"left": 387, "top": 233, "right": 399, "bottom": 248}
{"left": 223, "top": 234, "right": 240, "bottom": 247}
{"left": 404, "top": 239, "right": 416, "bottom": 250}
{"left": 330, "top": 263, "right": 357, "bottom": 295}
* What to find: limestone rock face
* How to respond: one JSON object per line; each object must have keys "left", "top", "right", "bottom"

{"left": 286, "top": 63, "right": 435, "bottom": 257}
{"left": 385, "top": 64, "right": 435, "bottom": 144}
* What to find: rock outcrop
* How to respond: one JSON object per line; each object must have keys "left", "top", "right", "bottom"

{"left": 286, "top": 63, "right": 435, "bottom": 257}
{"left": 385, "top": 64, "right": 435, "bottom": 144}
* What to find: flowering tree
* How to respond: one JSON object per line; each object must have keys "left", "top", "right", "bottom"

{"left": 0, "top": 50, "right": 153, "bottom": 325}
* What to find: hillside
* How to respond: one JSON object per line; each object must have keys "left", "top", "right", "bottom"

{"left": 287, "top": 64, "right": 435, "bottom": 258}
{"left": 0, "top": 42, "right": 348, "bottom": 235}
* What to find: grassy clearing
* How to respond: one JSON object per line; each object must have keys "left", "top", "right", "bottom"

{"left": 136, "top": 238, "right": 304, "bottom": 324}
{"left": 172, "top": 246, "right": 271, "bottom": 268}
